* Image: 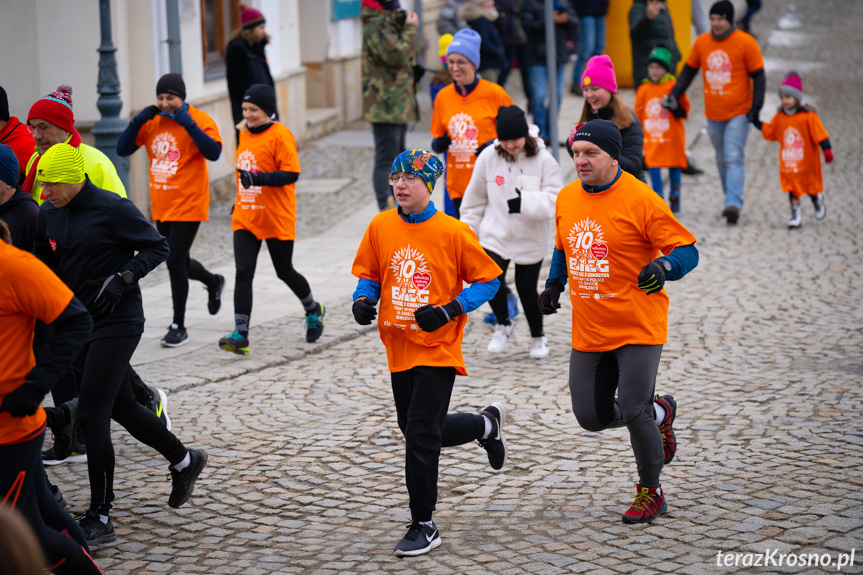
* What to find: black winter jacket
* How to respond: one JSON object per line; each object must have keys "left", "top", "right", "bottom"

{"left": 35, "top": 180, "right": 168, "bottom": 341}
{"left": 226, "top": 37, "right": 276, "bottom": 126}
{"left": 572, "top": 0, "right": 608, "bottom": 17}
{"left": 521, "top": 0, "right": 579, "bottom": 68}
{"left": 0, "top": 188, "right": 39, "bottom": 250}
{"left": 589, "top": 106, "right": 646, "bottom": 182}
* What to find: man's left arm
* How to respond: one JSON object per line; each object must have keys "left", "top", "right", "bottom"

{"left": 112, "top": 199, "right": 170, "bottom": 282}
{"left": 747, "top": 68, "right": 766, "bottom": 123}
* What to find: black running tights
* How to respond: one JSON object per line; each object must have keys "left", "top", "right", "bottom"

{"left": 156, "top": 221, "right": 217, "bottom": 326}
{"left": 485, "top": 249, "right": 544, "bottom": 337}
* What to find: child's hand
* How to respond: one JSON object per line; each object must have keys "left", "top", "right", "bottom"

{"left": 824, "top": 149, "right": 834, "bottom": 163}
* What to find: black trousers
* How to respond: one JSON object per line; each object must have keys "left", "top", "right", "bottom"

{"left": 0, "top": 430, "right": 104, "bottom": 574}
{"left": 233, "top": 229, "right": 312, "bottom": 325}
{"left": 156, "top": 220, "right": 218, "bottom": 326}
{"left": 569, "top": 345, "right": 664, "bottom": 487}
{"left": 391, "top": 366, "right": 485, "bottom": 522}
{"left": 77, "top": 335, "right": 186, "bottom": 515}
{"left": 485, "top": 249, "right": 544, "bottom": 337}
{"left": 372, "top": 123, "right": 407, "bottom": 210}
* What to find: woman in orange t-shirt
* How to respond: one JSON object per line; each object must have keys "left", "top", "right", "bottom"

{"left": 431, "top": 28, "right": 514, "bottom": 218}
{"left": 633, "top": 47, "right": 690, "bottom": 213}
{"left": 218, "top": 84, "right": 324, "bottom": 356}
{"left": 117, "top": 74, "right": 225, "bottom": 348}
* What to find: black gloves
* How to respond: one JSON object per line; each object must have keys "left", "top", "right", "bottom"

{"left": 747, "top": 108, "right": 762, "bottom": 126}
{"left": 432, "top": 134, "right": 452, "bottom": 153}
{"left": 94, "top": 273, "right": 126, "bottom": 314}
{"left": 171, "top": 107, "right": 196, "bottom": 130}
{"left": 414, "top": 300, "right": 463, "bottom": 332}
{"left": 0, "top": 381, "right": 47, "bottom": 418}
{"left": 134, "top": 106, "right": 159, "bottom": 124}
{"left": 660, "top": 95, "right": 678, "bottom": 111}
{"left": 352, "top": 298, "right": 377, "bottom": 325}
{"left": 475, "top": 140, "right": 493, "bottom": 157}
{"left": 539, "top": 282, "right": 563, "bottom": 314}
{"left": 637, "top": 259, "right": 669, "bottom": 295}
{"left": 237, "top": 169, "right": 260, "bottom": 189}
{"left": 507, "top": 188, "right": 522, "bottom": 214}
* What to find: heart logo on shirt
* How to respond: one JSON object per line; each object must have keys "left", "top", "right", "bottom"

{"left": 495, "top": 175, "right": 504, "bottom": 186}
{"left": 49, "top": 239, "right": 57, "bottom": 252}
{"left": 590, "top": 243, "right": 609, "bottom": 261}
{"left": 167, "top": 149, "right": 180, "bottom": 162}
{"left": 412, "top": 272, "right": 432, "bottom": 291}
{"left": 464, "top": 127, "right": 478, "bottom": 140}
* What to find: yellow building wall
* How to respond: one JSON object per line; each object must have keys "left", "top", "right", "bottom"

{"left": 604, "top": 0, "right": 692, "bottom": 89}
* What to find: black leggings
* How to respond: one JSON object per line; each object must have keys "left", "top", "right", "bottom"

{"left": 233, "top": 229, "right": 312, "bottom": 328}
{"left": 77, "top": 335, "right": 186, "bottom": 515}
{"left": 391, "top": 366, "right": 485, "bottom": 522}
{"left": 569, "top": 345, "right": 664, "bottom": 487}
{"left": 156, "top": 221, "right": 218, "bottom": 326}
{"left": 485, "top": 249, "right": 544, "bottom": 337}
{"left": 0, "top": 430, "right": 104, "bottom": 574}
{"left": 451, "top": 197, "right": 462, "bottom": 220}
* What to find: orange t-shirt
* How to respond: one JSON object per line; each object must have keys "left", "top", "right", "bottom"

{"left": 233, "top": 123, "right": 301, "bottom": 241}
{"left": 352, "top": 209, "right": 502, "bottom": 374}
{"left": 135, "top": 105, "right": 222, "bottom": 222}
{"left": 634, "top": 79, "right": 690, "bottom": 168}
{"left": 0, "top": 242, "right": 74, "bottom": 444}
{"left": 554, "top": 171, "right": 697, "bottom": 352}
{"left": 686, "top": 30, "right": 764, "bottom": 121}
{"left": 761, "top": 110, "right": 829, "bottom": 197}
{"left": 431, "top": 80, "right": 514, "bottom": 199}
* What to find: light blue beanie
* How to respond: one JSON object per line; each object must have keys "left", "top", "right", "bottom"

{"left": 446, "top": 28, "right": 481, "bottom": 69}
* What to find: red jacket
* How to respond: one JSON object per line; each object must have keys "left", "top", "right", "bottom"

{"left": 0, "top": 117, "right": 34, "bottom": 181}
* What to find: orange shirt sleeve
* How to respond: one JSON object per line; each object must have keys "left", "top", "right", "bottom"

{"left": 761, "top": 114, "right": 779, "bottom": 141}
{"left": 808, "top": 112, "right": 830, "bottom": 144}
{"left": 742, "top": 33, "right": 765, "bottom": 73}
{"left": 351, "top": 223, "right": 382, "bottom": 283}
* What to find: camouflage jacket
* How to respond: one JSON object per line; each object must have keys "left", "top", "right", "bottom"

{"left": 361, "top": 5, "right": 419, "bottom": 124}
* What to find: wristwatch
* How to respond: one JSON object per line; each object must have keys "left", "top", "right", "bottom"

{"left": 658, "top": 259, "right": 672, "bottom": 274}
{"left": 119, "top": 270, "right": 136, "bottom": 285}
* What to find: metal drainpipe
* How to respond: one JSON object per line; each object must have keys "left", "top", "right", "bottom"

{"left": 544, "top": 0, "right": 559, "bottom": 161}
{"left": 166, "top": 0, "right": 183, "bottom": 74}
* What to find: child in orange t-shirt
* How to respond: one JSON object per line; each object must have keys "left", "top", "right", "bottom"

{"left": 219, "top": 84, "right": 324, "bottom": 356}
{"left": 351, "top": 150, "right": 508, "bottom": 557}
{"left": 634, "top": 47, "right": 690, "bottom": 213}
{"left": 117, "top": 74, "right": 225, "bottom": 348}
{"left": 751, "top": 72, "right": 833, "bottom": 229}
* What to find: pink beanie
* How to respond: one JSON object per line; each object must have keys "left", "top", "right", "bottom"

{"left": 581, "top": 55, "right": 618, "bottom": 94}
{"left": 778, "top": 72, "right": 804, "bottom": 102}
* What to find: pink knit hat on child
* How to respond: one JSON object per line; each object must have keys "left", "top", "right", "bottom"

{"left": 581, "top": 55, "right": 618, "bottom": 94}
{"left": 778, "top": 72, "right": 804, "bottom": 103}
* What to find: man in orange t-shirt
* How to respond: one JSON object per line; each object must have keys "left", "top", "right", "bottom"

{"left": 0, "top": 239, "right": 107, "bottom": 574}
{"left": 540, "top": 120, "right": 699, "bottom": 525}
{"left": 351, "top": 149, "right": 508, "bottom": 557}
{"left": 667, "top": 0, "right": 765, "bottom": 224}
{"left": 117, "top": 73, "right": 225, "bottom": 348}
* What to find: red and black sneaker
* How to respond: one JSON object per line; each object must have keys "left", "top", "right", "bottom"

{"left": 655, "top": 394, "right": 677, "bottom": 464}
{"left": 622, "top": 484, "right": 667, "bottom": 524}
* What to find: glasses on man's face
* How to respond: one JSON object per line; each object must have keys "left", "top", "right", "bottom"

{"left": 39, "top": 181, "right": 60, "bottom": 191}
{"left": 388, "top": 174, "right": 420, "bottom": 185}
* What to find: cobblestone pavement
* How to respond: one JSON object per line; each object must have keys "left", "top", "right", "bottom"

{"left": 46, "top": 1, "right": 863, "bottom": 572}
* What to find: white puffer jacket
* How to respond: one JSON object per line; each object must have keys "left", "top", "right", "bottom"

{"left": 460, "top": 126, "right": 564, "bottom": 264}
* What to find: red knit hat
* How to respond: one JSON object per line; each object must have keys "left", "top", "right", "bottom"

{"left": 779, "top": 72, "right": 804, "bottom": 102}
{"left": 28, "top": 84, "right": 75, "bottom": 133}
{"left": 240, "top": 4, "right": 265, "bottom": 30}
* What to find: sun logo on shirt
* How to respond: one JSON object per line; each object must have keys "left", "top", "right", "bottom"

{"left": 390, "top": 245, "right": 431, "bottom": 291}
{"left": 705, "top": 49, "right": 732, "bottom": 92}
{"left": 644, "top": 97, "right": 670, "bottom": 140}
{"left": 149, "top": 132, "right": 181, "bottom": 182}
{"left": 781, "top": 127, "right": 805, "bottom": 171}
{"left": 567, "top": 218, "right": 609, "bottom": 273}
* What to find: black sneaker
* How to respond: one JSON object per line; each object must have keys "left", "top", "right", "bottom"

{"left": 305, "top": 303, "right": 325, "bottom": 343}
{"left": 168, "top": 448, "right": 208, "bottom": 508}
{"left": 219, "top": 330, "right": 249, "bottom": 355}
{"left": 479, "top": 402, "right": 508, "bottom": 470}
{"left": 393, "top": 521, "right": 441, "bottom": 557}
{"left": 160, "top": 323, "right": 189, "bottom": 348}
{"left": 78, "top": 510, "right": 117, "bottom": 545}
{"left": 48, "top": 479, "right": 67, "bottom": 509}
{"left": 50, "top": 398, "right": 79, "bottom": 462}
{"left": 147, "top": 388, "right": 171, "bottom": 431}
{"left": 722, "top": 205, "right": 740, "bottom": 225}
{"left": 669, "top": 196, "right": 680, "bottom": 214}
{"left": 208, "top": 274, "right": 225, "bottom": 315}
{"left": 43, "top": 444, "right": 87, "bottom": 466}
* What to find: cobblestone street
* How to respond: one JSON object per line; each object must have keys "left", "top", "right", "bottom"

{"left": 46, "top": 0, "right": 863, "bottom": 573}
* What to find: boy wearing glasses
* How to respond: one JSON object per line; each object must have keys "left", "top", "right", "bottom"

{"left": 351, "top": 150, "right": 508, "bottom": 557}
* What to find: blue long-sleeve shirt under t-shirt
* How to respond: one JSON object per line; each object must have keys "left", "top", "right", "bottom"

{"left": 353, "top": 200, "right": 500, "bottom": 312}
{"left": 545, "top": 243, "right": 699, "bottom": 288}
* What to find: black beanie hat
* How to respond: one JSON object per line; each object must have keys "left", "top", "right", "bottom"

{"left": 243, "top": 84, "right": 277, "bottom": 118}
{"left": 710, "top": 0, "right": 734, "bottom": 23}
{"left": 496, "top": 105, "right": 529, "bottom": 141}
{"left": 0, "top": 86, "right": 9, "bottom": 122}
{"left": 569, "top": 119, "right": 622, "bottom": 161}
{"left": 156, "top": 73, "right": 186, "bottom": 100}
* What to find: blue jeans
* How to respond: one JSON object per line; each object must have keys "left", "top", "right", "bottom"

{"left": 572, "top": 16, "right": 606, "bottom": 84}
{"left": 648, "top": 167, "right": 682, "bottom": 199}
{"left": 706, "top": 115, "right": 750, "bottom": 209}
{"left": 528, "top": 64, "right": 565, "bottom": 140}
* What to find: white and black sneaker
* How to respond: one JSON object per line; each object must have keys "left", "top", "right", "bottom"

{"left": 812, "top": 193, "right": 826, "bottom": 220}
{"left": 479, "top": 402, "right": 508, "bottom": 470}
{"left": 487, "top": 322, "right": 515, "bottom": 353}
{"left": 788, "top": 204, "right": 802, "bottom": 229}
{"left": 160, "top": 323, "right": 189, "bottom": 347}
{"left": 393, "top": 521, "right": 441, "bottom": 557}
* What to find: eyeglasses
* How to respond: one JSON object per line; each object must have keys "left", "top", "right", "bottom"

{"left": 388, "top": 174, "right": 421, "bottom": 185}
{"left": 447, "top": 59, "right": 472, "bottom": 69}
{"left": 38, "top": 181, "right": 61, "bottom": 191}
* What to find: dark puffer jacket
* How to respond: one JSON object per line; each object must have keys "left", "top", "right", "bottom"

{"left": 629, "top": 0, "right": 680, "bottom": 87}
{"left": 226, "top": 36, "right": 275, "bottom": 126}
